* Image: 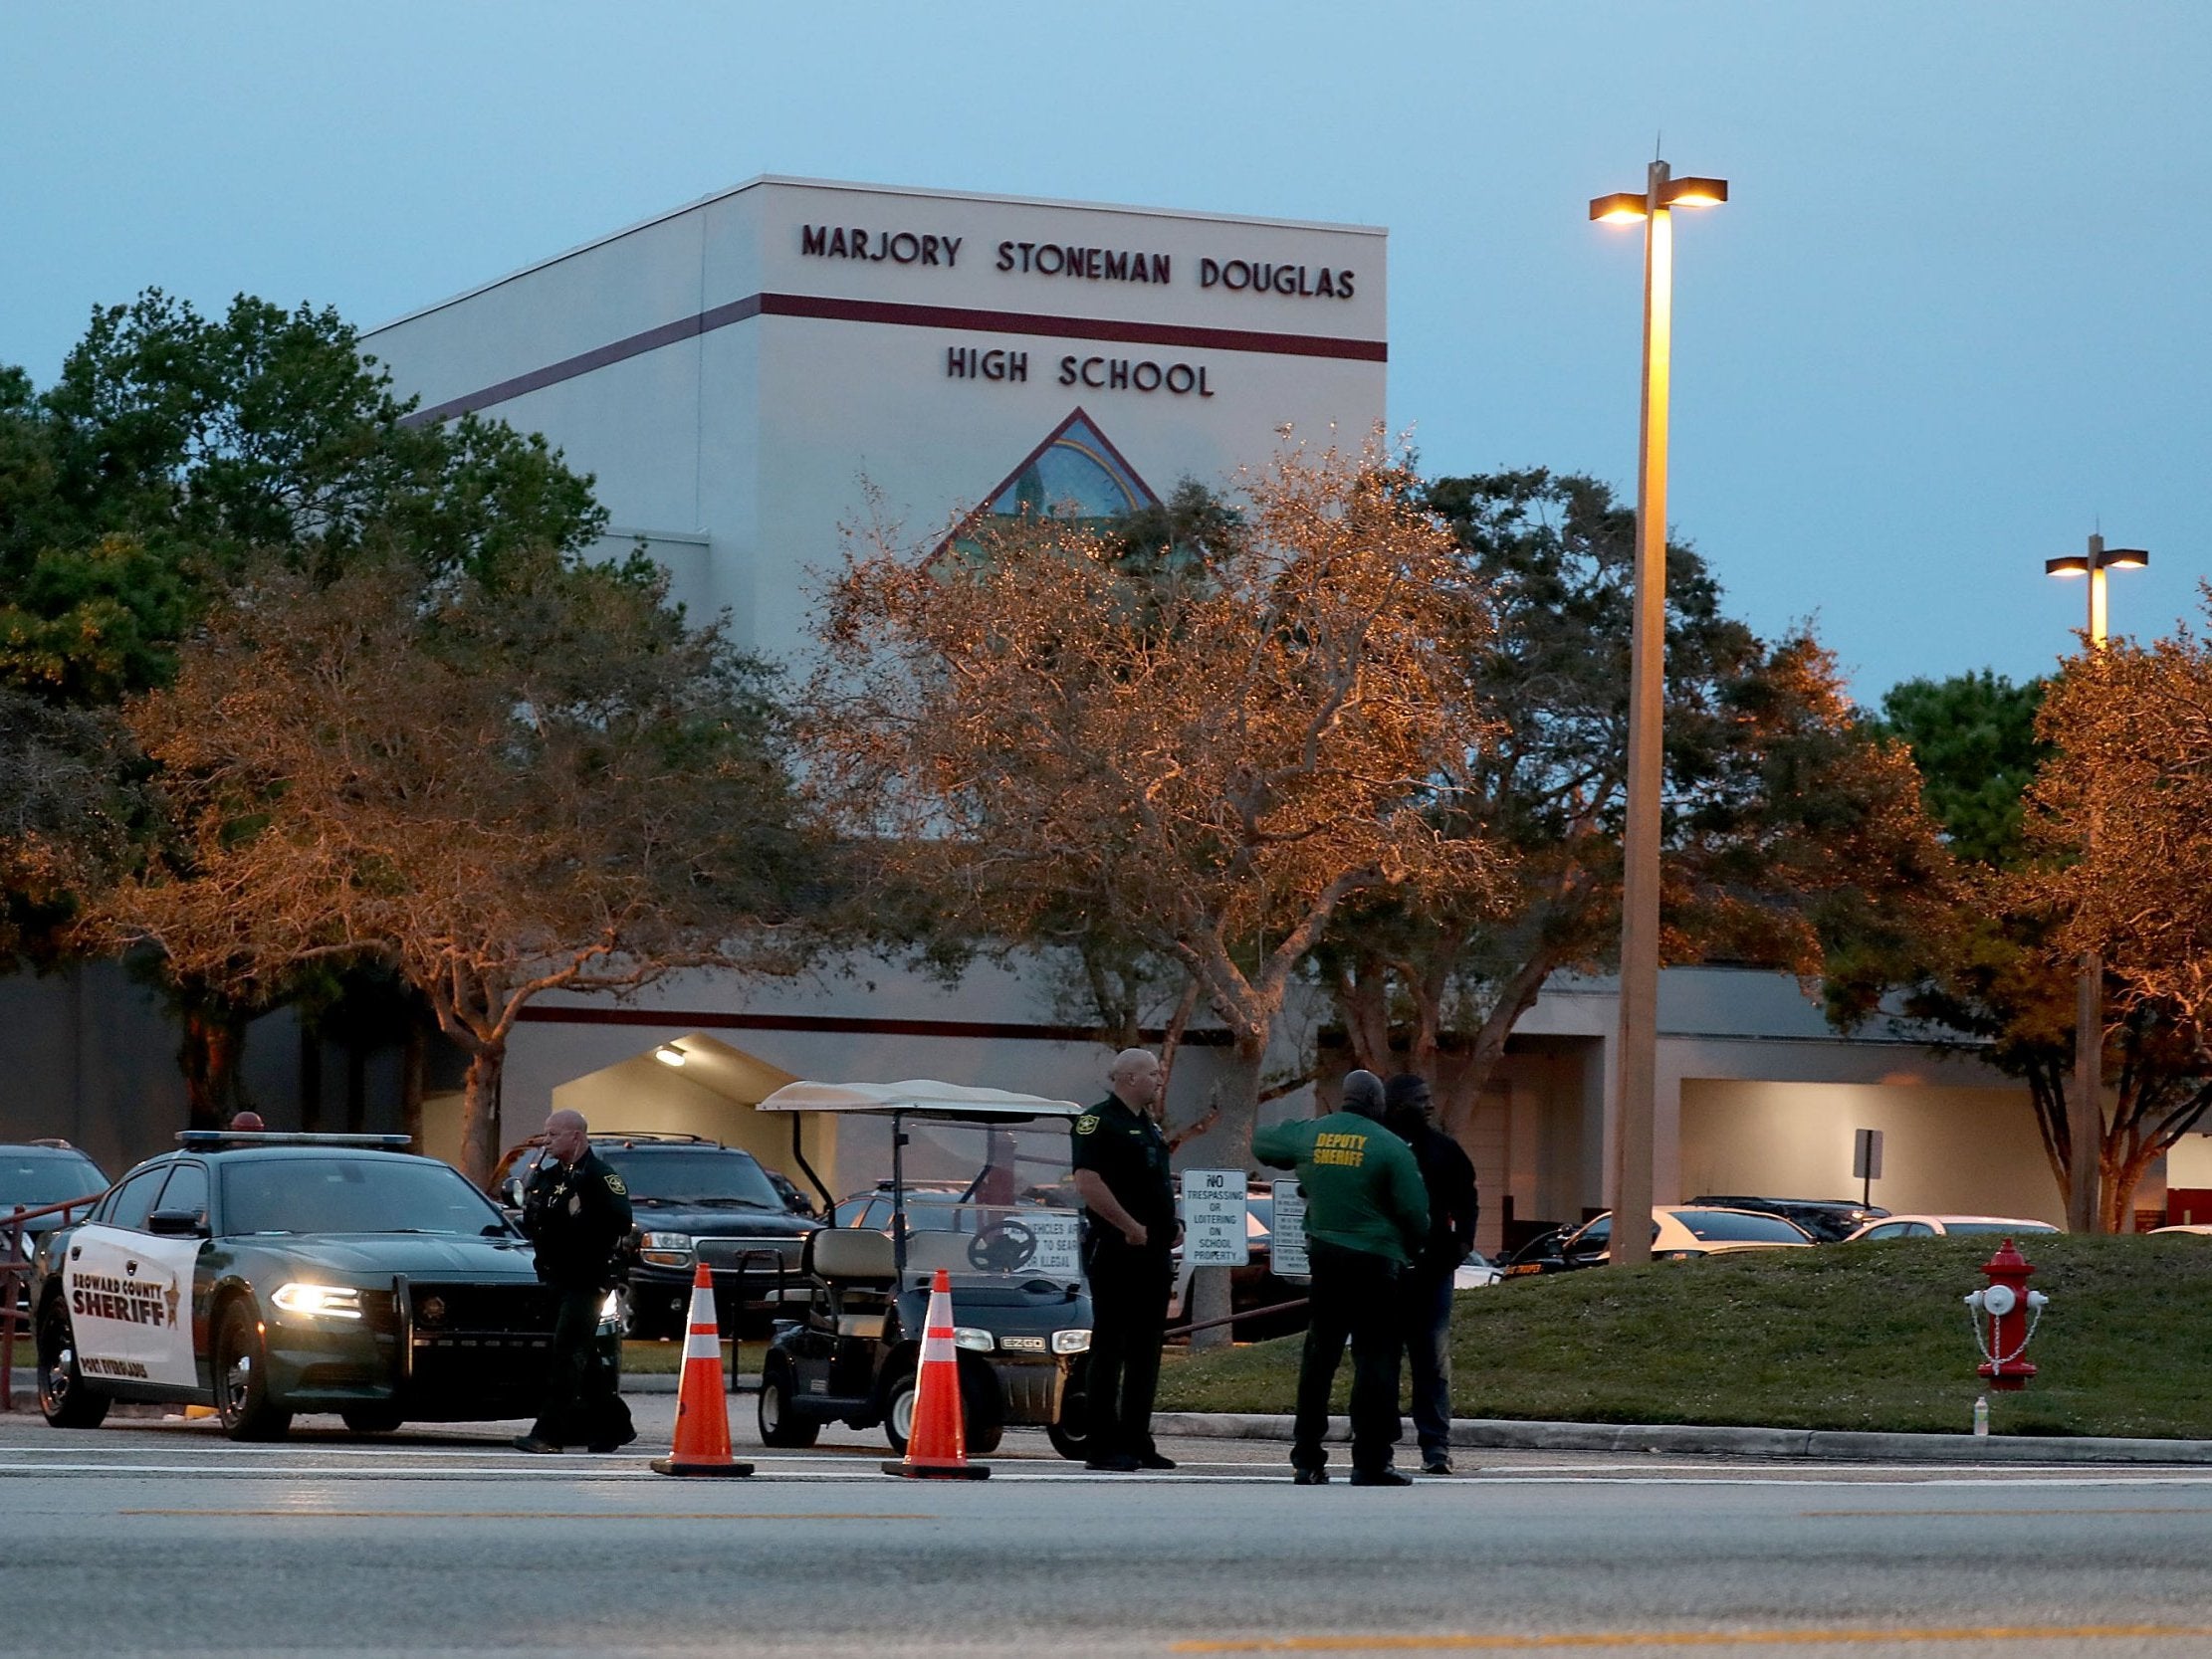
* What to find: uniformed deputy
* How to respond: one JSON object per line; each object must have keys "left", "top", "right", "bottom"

{"left": 1069, "top": 1047, "right": 1179, "bottom": 1473}
{"left": 1253, "top": 1070, "right": 1429, "bottom": 1486}
{"left": 512, "top": 1109, "right": 637, "bottom": 1455}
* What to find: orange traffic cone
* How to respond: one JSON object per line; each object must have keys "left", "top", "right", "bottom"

{"left": 881, "top": 1268, "right": 990, "bottom": 1480}
{"left": 650, "top": 1262, "right": 755, "bottom": 1477}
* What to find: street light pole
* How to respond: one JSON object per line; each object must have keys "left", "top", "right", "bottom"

{"left": 2045, "top": 532, "right": 2147, "bottom": 1233}
{"left": 1591, "top": 161, "right": 1725, "bottom": 1265}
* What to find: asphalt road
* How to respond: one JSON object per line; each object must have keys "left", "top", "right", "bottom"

{"left": 5, "top": 1403, "right": 2212, "bottom": 1658}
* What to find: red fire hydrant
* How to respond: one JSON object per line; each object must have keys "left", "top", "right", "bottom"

{"left": 1965, "top": 1237, "right": 2049, "bottom": 1392}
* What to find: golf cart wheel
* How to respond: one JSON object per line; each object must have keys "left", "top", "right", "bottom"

{"left": 756, "top": 1358, "right": 819, "bottom": 1448}
{"left": 1045, "top": 1357, "right": 1091, "bottom": 1462}
{"left": 36, "top": 1298, "right": 110, "bottom": 1429}
{"left": 882, "top": 1355, "right": 1003, "bottom": 1457}
{"left": 214, "top": 1299, "right": 293, "bottom": 1442}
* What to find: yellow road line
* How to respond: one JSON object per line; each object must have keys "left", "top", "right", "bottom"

{"left": 1802, "top": 1507, "right": 2212, "bottom": 1518}
{"left": 1171, "top": 1626, "right": 2212, "bottom": 1652}
{"left": 121, "top": 1509, "right": 925, "bottom": 1521}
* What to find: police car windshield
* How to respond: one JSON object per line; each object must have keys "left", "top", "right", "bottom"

{"left": 221, "top": 1157, "right": 508, "bottom": 1236}
{"left": 599, "top": 1147, "right": 780, "bottom": 1209}
{"left": 0, "top": 1153, "right": 107, "bottom": 1206}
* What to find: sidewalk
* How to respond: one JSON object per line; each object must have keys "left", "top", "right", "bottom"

{"left": 1151, "top": 1410, "right": 2212, "bottom": 1465}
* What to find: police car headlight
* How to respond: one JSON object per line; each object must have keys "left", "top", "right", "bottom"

{"left": 639, "top": 1232, "right": 695, "bottom": 1268}
{"left": 271, "top": 1283, "right": 363, "bottom": 1322}
{"left": 952, "top": 1327, "right": 995, "bottom": 1352}
{"left": 1051, "top": 1329, "right": 1091, "bottom": 1355}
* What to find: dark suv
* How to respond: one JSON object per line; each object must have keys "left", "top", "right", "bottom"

{"left": 492, "top": 1134, "right": 819, "bottom": 1339}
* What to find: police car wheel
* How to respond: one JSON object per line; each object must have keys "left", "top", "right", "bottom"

{"left": 36, "top": 1299, "right": 109, "bottom": 1429}
{"left": 214, "top": 1301, "right": 293, "bottom": 1441}
{"left": 756, "top": 1360, "right": 819, "bottom": 1448}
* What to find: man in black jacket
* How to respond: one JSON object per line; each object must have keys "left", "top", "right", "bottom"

{"left": 513, "top": 1110, "right": 636, "bottom": 1454}
{"left": 1383, "top": 1074, "right": 1478, "bottom": 1475}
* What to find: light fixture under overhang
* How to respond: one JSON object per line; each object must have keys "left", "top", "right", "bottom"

{"left": 653, "top": 1044, "right": 687, "bottom": 1068}
{"left": 2046, "top": 555, "right": 2091, "bottom": 578}
{"left": 2101, "top": 547, "right": 2149, "bottom": 570}
{"left": 1661, "top": 176, "right": 1729, "bottom": 208}
{"left": 1589, "top": 190, "right": 1650, "bottom": 224}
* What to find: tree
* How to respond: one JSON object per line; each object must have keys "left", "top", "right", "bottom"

{"left": 2021, "top": 626, "right": 2212, "bottom": 1220}
{"left": 97, "top": 546, "right": 813, "bottom": 1183}
{"left": 0, "top": 686, "right": 137, "bottom": 963}
{"left": 1, "top": 290, "right": 613, "bottom": 1119}
{"left": 1318, "top": 470, "right": 1947, "bottom": 1141}
{"left": 1831, "top": 667, "right": 2212, "bottom": 1229}
{"left": 806, "top": 441, "right": 1507, "bottom": 1335}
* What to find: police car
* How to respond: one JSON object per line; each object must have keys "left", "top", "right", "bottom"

{"left": 31, "top": 1133, "right": 614, "bottom": 1440}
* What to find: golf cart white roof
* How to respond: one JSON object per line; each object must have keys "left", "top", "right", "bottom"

{"left": 755, "top": 1079, "right": 1085, "bottom": 1119}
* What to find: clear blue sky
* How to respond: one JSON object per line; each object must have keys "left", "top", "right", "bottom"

{"left": 6, "top": 2, "right": 2203, "bottom": 704}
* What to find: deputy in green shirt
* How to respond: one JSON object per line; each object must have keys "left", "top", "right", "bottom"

{"left": 1253, "top": 1070, "right": 1429, "bottom": 1485}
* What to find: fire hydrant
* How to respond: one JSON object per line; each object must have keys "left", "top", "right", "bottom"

{"left": 1964, "top": 1237, "right": 2050, "bottom": 1392}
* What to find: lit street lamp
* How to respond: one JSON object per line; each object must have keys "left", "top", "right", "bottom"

{"left": 2045, "top": 532, "right": 2147, "bottom": 1233}
{"left": 1590, "top": 160, "right": 1726, "bottom": 1266}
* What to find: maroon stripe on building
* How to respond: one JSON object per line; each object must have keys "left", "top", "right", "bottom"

{"left": 513, "top": 1004, "right": 1230, "bottom": 1045}
{"left": 401, "top": 292, "right": 1385, "bottom": 425}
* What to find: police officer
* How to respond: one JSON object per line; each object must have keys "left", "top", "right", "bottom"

{"left": 1069, "top": 1047, "right": 1178, "bottom": 1473}
{"left": 1253, "top": 1070, "right": 1429, "bottom": 1486}
{"left": 512, "top": 1109, "right": 637, "bottom": 1454}
{"left": 1383, "top": 1073, "right": 1478, "bottom": 1475}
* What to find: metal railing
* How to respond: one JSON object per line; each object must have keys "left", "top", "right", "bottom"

{"left": 1, "top": 1193, "right": 104, "bottom": 1412}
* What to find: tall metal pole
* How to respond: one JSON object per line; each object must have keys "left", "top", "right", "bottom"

{"left": 1608, "top": 159, "right": 1672, "bottom": 1267}
{"left": 2069, "top": 532, "right": 2107, "bottom": 1235}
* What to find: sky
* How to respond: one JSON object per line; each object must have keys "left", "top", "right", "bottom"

{"left": 4, "top": 2, "right": 2205, "bottom": 705}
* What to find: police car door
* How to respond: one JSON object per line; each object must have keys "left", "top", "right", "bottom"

{"left": 65, "top": 1163, "right": 200, "bottom": 1390}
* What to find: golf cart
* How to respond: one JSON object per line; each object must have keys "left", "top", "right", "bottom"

{"left": 754, "top": 1080, "right": 1096, "bottom": 1460}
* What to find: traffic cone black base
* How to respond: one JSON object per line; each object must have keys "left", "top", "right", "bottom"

{"left": 880, "top": 1458, "right": 991, "bottom": 1480}
{"left": 653, "top": 1455, "right": 759, "bottom": 1477}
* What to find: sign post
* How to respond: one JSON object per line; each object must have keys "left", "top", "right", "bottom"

{"left": 1180, "top": 1170, "right": 1250, "bottom": 1269}
{"left": 1268, "top": 1179, "right": 1309, "bottom": 1280}
{"left": 1853, "top": 1128, "right": 1884, "bottom": 1209}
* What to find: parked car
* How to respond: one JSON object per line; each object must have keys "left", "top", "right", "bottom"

{"left": 32, "top": 1133, "right": 616, "bottom": 1439}
{"left": 1500, "top": 1206, "right": 1816, "bottom": 1276}
{"left": 1452, "top": 1249, "right": 1502, "bottom": 1290}
{"left": 1689, "top": 1194, "right": 1888, "bottom": 1243}
{"left": 1843, "top": 1214, "right": 2061, "bottom": 1241}
{"left": 2150, "top": 1224, "right": 2212, "bottom": 1236}
{"left": 490, "top": 1132, "right": 819, "bottom": 1339}
{"left": 4, "top": 1141, "right": 111, "bottom": 1277}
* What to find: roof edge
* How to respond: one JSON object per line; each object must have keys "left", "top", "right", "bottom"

{"left": 362, "top": 174, "right": 1388, "bottom": 338}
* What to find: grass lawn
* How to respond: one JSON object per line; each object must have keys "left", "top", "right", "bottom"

{"left": 1154, "top": 1236, "right": 2212, "bottom": 1439}
{"left": 620, "top": 1339, "right": 768, "bottom": 1375}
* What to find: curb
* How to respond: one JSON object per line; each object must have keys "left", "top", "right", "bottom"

{"left": 1150, "top": 1411, "right": 2212, "bottom": 1465}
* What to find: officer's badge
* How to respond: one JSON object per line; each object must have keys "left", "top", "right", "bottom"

{"left": 1073, "top": 1115, "right": 1099, "bottom": 1135}
{"left": 604, "top": 1174, "right": 627, "bottom": 1196}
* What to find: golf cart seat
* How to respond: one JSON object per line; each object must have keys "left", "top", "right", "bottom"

{"left": 802, "top": 1227, "right": 897, "bottom": 1338}
{"left": 807, "top": 1226, "right": 897, "bottom": 1283}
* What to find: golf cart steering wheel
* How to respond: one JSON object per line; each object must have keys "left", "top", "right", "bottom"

{"left": 968, "top": 1218, "right": 1038, "bottom": 1272}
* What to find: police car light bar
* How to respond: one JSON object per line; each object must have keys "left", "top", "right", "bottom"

{"left": 174, "top": 1132, "right": 416, "bottom": 1148}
